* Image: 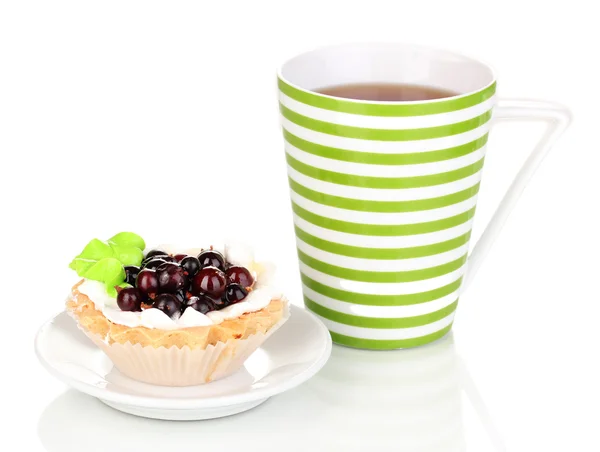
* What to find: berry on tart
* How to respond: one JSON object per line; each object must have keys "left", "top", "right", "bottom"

{"left": 142, "top": 258, "right": 168, "bottom": 270}
{"left": 173, "top": 253, "right": 188, "bottom": 262}
{"left": 186, "top": 294, "right": 218, "bottom": 314}
{"left": 180, "top": 256, "right": 201, "bottom": 277}
{"left": 69, "top": 233, "right": 259, "bottom": 322}
{"left": 157, "top": 262, "right": 188, "bottom": 293}
{"left": 197, "top": 249, "right": 226, "bottom": 271}
{"left": 117, "top": 287, "right": 143, "bottom": 312}
{"left": 153, "top": 293, "right": 182, "bottom": 318}
{"left": 191, "top": 266, "right": 228, "bottom": 298}
{"left": 136, "top": 269, "right": 160, "bottom": 300}
{"left": 124, "top": 265, "right": 140, "bottom": 286}
{"left": 126, "top": 248, "right": 255, "bottom": 318}
{"left": 174, "top": 290, "right": 188, "bottom": 303}
{"left": 145, "top": 249, "right": 169, "bottom": 260}
{"left": 225, "top": 265, "right": 254, "bottom": 288}
{"left": 225, "top": 283, "right": 248, "bottom": 305}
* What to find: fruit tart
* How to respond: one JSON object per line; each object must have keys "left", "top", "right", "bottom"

{"left": 66, "top": 232, "right": 289, "bottom": 386}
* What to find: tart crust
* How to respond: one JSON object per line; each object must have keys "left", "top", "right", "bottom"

{"left": 66, "top": 281, "right": 286, "bottom": 349}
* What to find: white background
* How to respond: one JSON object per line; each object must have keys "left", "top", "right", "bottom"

{"left": 1, "top": 0, "right": 598, "bottom": 450}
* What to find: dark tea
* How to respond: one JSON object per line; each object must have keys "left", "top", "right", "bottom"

{"left": 316, "top": 83, "right": 457, "bottom": 101}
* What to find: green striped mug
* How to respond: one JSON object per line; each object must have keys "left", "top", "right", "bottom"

{"left": 277, "top": 43, "right": 570, "bottom": 350}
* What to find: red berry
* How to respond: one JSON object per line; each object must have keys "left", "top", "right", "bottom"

{"left": 191, "top": 266, "right": 227, "bottom": 298}
{"left": 197, "top": 250, "right": 225, "bottom": 270}
{"left": 174, "top": 254, "right": 188, "bottom": 262}
{"left": 145, "top": 250, "right": 168, "bottom": 259}
{"left": 181, "top": 256, "right": 201, "bottom": 277}
{"left": 136, "top": 269, "right": 159, "bottom": 299}
{"left": 124, "top": 266, "right": 140, "bottom": 286}
{"left": 143, "top": 258, "right": 168, "bottom": 270}
{"left": 225, "top": 265, "right": 254, "bottom": 288}
{"left": 117, "top": 288, "right": 143, "bottom": 311}
{"left": 157, "top": 263, "right": 188, "bottom": 293}
{"left": 153, "top": 293, "right": 182, "bottom": 318}
{"left": 225, "top": 283, "right": 248, "bottom": 304}
{"left": 186, "top": 294, "right": 218, "bottom": 314}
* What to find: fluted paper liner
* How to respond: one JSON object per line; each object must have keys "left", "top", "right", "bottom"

{"left": 68, "top": 300, "right": 290, "bottom": 386}
{"left": 96, "top": 309, "right": 287, "bottom": 385}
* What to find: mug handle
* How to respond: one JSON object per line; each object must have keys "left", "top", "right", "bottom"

{"left": 461, "top": 99, "right": 572, "bottom": 291}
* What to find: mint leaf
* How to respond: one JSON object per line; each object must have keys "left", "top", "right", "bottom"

{"left": 109, "top": 243, "right": 143, "bottom": 266}
{"left": 84, "top": 257, "right": 125, "bottom": 286}
{"left": 77, "top": 239, "right": 115, "bottom": 261}
{"left": 108, "top": 232, "right": 146, "bottom": 251}
{"left": 69, "top": 233, "right": 147, "bottom": 292}
{"left": 69, "top": 238, "right": 115, "bottom": 277}
{"left": 69, "top": 258, "right": 96, "bottom": 277}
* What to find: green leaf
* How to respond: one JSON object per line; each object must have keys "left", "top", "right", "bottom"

{"left": 69, "top": 233, "right": 147, "bottom": 291}
{"left": 84, "top": 257, "right": 126, "bottom": 286}
{"left": 108, "top": 232, "right": 146, "bottom": 251}
{"left": 109, "top": 243, "right": 144, "bottom": 266}
{"left": 69, "top": 258, "right": 96, "bottom": 277}
{"left": 77, "top": 239, "right": 115, "bottom": 261}
{"left": 106, "top": 281, "right": 132, "bottom": 298}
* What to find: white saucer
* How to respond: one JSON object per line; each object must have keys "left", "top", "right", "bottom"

{"left": 35, "top": 305, "right": 332, "bottom": 420}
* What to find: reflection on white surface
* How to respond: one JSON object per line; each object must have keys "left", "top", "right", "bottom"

{"left": 310, "top": 334, "right": 465, "bottom": 451}
{"left": 38, "top": 334, "right": 504, "bottom": 452}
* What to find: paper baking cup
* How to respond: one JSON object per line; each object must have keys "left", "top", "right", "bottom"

{"left": 71, "top": 302, "right": 290, "bottom": 386}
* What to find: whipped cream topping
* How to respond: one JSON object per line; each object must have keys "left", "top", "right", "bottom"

{"left": 76, "top": 242, "right": 282, "bottom": 330}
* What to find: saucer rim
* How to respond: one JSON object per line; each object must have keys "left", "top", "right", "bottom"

{"left": 35, "top": 305, "right": 332, "bottom": 409}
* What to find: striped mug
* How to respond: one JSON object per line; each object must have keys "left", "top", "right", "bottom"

{"left": 277, "top": 43, "right": 570, "bottom": 350}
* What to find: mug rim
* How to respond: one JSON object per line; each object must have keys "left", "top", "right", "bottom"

{"left": 277, "top": 42, "right": 497, "bottom": 107}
